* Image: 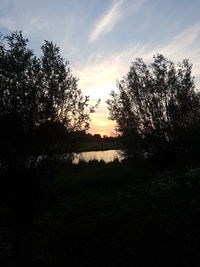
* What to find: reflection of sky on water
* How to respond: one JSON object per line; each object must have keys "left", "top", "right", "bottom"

{"left": 73, "top": 150, "right": 123, "bottom": 164}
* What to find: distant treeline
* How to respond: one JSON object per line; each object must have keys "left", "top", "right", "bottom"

{"left": 72, "top": 131, "right": 121, "bottom": 142}
{"left": 70, "top": 131, "right": 123, "bottom": 152}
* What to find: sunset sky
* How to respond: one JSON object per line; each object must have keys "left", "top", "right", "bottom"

{"left": 0, "top": 0, "right": 200, "bottom": 136}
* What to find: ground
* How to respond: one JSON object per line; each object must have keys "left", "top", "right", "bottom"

{"left": 1, "top": 159, "right": 200, "bottom": 266}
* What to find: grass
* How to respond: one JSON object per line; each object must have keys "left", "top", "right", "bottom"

{"left": 1, "top": 160, "right": 200, "bottom": 266}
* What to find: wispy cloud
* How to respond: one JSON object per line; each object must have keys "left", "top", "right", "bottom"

{"left": 0, "top": 17, "right": 16, "bottom": 31}
{"left": 142, "top": 22, "right": 200, "bottom": 78}
{"left": 80, "top": 22, "right": 200, "bottom": 98}
{"left": 1, "top": 0, "right": 199, "bottom": 135}
{"left": 89, "top": 0, "right": 124, "bottom": 42}
{"left": 74, "top": 43, "right": 147, "bottom": 99}
{"left": 76, "top": 22, "right": 200, "bottom": 134}
{"left": 0, "top": 15, "right": 50, "bottom": 35}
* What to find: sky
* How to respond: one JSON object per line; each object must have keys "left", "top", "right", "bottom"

{"left": 0, "top": 0, "right": 200, "bottom": 136}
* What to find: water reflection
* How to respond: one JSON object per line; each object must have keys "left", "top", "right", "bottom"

{"left": 72, "top": 150, "right": 123, "bottom": 164}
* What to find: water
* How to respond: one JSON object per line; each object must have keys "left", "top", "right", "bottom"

{"left": 72, "top": 149, "right": 124, "bottom": 164}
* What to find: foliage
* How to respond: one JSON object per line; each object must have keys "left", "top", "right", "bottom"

{"left": 2, "top": 159, "right": 200, "bottom": 266}
{"left": 107, "top": 54, "right": 200, "bottom": 159}
{"left": 0, "top": 31, "right": 97, "bottom": 169}
{"left": 40, "top": 40, "right": 95, "bottom": 130}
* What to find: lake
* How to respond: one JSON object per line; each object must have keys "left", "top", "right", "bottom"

{"left": 72, "top": 149, "right": 124, "bottom": 164}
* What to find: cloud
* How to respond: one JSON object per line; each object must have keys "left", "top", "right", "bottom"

{"left": 0, "top": 17, "right": 16, "bottom": 31}
{"left": 89, "top": 0, "right": 124, "bottom": 42}
{"left": 74, "top": 43, "right": 147, "bottom": 100}
{"left": 140, "top": 22, "right": 200, "bottom": 73}
{"left": 0, "top": 15, "right": 50, "bottom": 35}
{"left": 78, "top": 22, "right": 200, "bottom": 99}
{"left": 89, "top": 112, "right": 116, "bottom": 135}
{"left": 76, "top": 22, "right": 200, "bottom": 134}
{"left": 141, "top": 22, "right": 200, "bottom": 80}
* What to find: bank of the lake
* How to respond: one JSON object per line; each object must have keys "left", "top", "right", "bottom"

{"left": 34, "top": 161, "right": 200, "bottom": 266}
{"left": 76, "top": 141, "right": 123, "bottom": 152}
{"left": 1, "top": 159, "right": 200, "bottom": 266}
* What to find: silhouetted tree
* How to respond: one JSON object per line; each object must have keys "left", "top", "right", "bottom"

{"left": 0, "top": 31, "right": 97, "bottom": 170}
{"left": 0, "top": 31, "right": 100, "bottom": 266}
{"left": 93, "top": 134, "right": 102, "bottom": 141}
{"left": 40, "top": 41, "right": 94, "bottom": 131}
{"left": 107, "top": 54, "right": 200, "bottom": 160}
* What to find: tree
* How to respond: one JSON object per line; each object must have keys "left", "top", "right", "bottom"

{"left": 107, "top": 54, "right": 200, "bottom": 160}
{"left": 40, "top": 41, "right": 94, "bottom": 131}
{"left": 0, "top": 31, "right": 97, "bottom": 170}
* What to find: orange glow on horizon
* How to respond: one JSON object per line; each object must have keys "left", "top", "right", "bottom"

{"left": 87, "top": 108, "right": 117, "bottom": 136}
{"left": 88, "top": 119, "right": 116, "bottom": 136}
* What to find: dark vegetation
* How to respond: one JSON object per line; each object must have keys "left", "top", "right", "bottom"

{"left": 0, "top": 31, "right": 99, "bottom": 169}
{"left": 73, "top": 132, "right": 122, "bottom": 152}
{"left": 1, "top": 32, "right": 200, "bottom": 266}
{"left": 107, "top": 55, "right": 200, "bottom": 163}
{"left": 2, "top": 159, "right": 200, "bottom": 266}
